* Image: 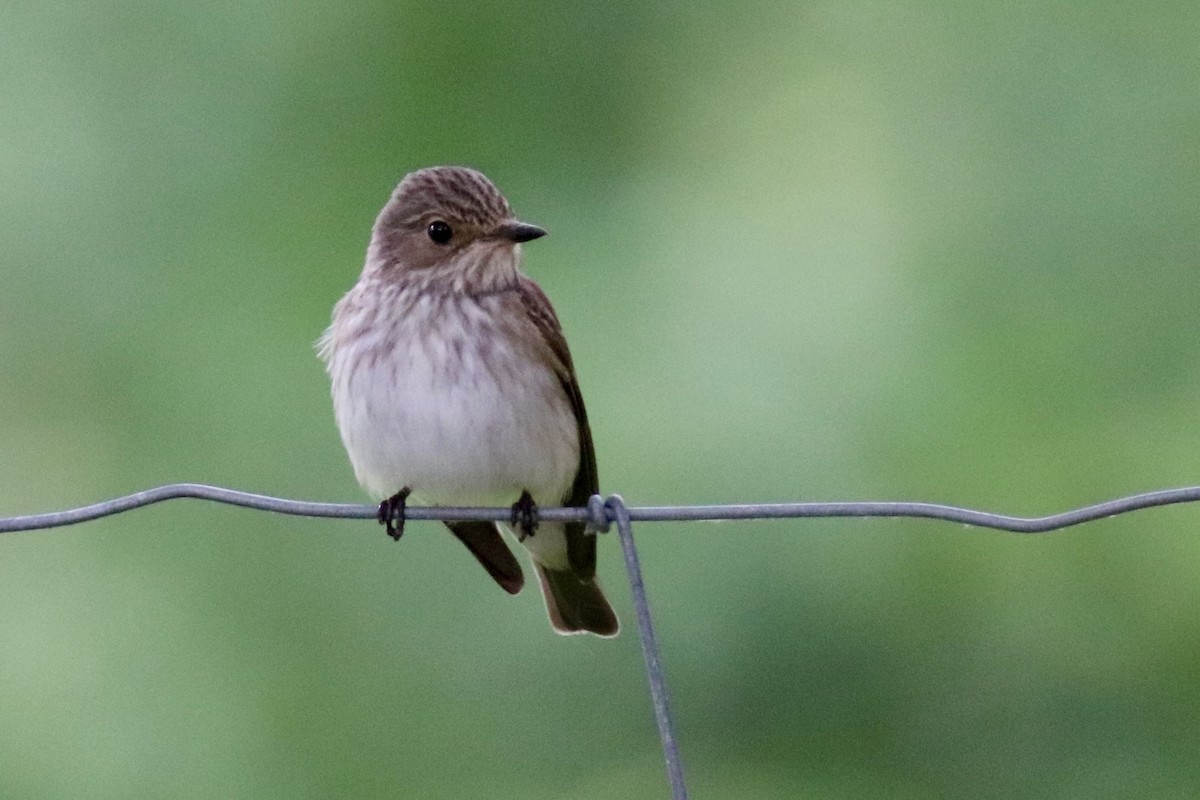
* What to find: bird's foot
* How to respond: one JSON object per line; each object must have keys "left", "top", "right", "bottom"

{"left": 378, "top": 487, "right": 412, "bottom": 541}
{"left": 511, "top": 490, "right": 539, "bottom": 541}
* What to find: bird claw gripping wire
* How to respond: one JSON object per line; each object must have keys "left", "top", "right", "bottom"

{"left": 510, "top": 490, "right": 539, "bottom": 541}
{"left": 378, "top": 487, "right": 411, "bottom": 541}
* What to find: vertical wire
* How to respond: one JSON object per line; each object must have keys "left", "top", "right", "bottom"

{"left": 607, "top": 495, "right": 688, "bottom": 800}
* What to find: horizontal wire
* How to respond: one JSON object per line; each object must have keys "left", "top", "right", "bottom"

{"left": 8, "top": 482, "right": 1197, "bottom": 800}
{"left": 2, "top": 483, "right": 1199, "bottom": 534}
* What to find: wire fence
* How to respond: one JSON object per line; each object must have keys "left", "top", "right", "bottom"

{"left": 6, "top": 483, "right": 1200, "bottom": 800}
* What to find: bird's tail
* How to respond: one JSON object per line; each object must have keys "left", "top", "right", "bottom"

{"left": 535, "top": 564, "right": 619, "bottom": 637}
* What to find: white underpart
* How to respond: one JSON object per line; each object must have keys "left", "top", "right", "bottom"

{"left": 322, "top": 281, "right": 579, "bottom": 570}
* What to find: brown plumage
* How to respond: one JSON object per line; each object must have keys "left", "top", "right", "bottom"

{"left": 319, "top": 166, "right": 618, "bottom": 637}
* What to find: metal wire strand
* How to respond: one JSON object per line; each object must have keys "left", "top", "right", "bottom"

{"left": 4, "top": 483, "right": 1200, "bottom": 534}
{"left": 6, "top": 482, "right": 1200, "bottom": 800}
{"left": 608, "top": 494, "right": 688, "bottom": 800}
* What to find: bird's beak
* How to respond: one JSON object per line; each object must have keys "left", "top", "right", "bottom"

{"left": 496, "top": 221, "right": 547, "bottom": 243}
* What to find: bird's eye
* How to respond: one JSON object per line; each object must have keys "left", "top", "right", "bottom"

{"left": 427, "top": 220, "right": 453, "bottom": 244}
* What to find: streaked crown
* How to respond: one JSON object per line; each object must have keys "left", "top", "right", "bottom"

{"left": 385, "top": 166, "right": 514, "bottom": 229}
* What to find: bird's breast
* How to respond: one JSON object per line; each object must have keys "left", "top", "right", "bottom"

{"left": 329, "top": 294, "right": 579, "bottom": 506}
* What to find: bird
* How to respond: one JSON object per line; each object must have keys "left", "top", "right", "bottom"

{"left": 318, "top": 166, "right": 619, "bottom": 637}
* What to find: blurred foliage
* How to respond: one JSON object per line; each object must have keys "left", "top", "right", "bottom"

{"left": 2, "top": 1, "right": 1199, "bottom": 798}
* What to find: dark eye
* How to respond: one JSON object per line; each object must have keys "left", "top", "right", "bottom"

{"left": 427, "top": 220, "right": 453, "bottom": 244}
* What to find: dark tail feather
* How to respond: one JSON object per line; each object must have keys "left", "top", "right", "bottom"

{"left": 535, "top": 565, "right": 619, "bottom": 637}
{"left": 445, "top": 522, "right": 524, "bottom": 595}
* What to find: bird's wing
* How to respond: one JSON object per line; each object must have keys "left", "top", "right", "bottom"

{"left": 516, "top": 276, "right": 599, "bottom": 580}
{"left": 446, "top": 521, "right": 525, "bottom": 594}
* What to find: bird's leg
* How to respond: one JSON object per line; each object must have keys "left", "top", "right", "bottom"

{"left": 378, "top": 487, "right": 412, "bottom": 541}
{"left": 511, "top": 490, "right": 539, "bottom": 542}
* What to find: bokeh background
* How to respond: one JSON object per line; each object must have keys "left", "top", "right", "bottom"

{"left": 2, "top": 2, "right": 1199, "bottom": 798}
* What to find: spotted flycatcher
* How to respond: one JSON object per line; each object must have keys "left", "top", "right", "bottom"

{"left": 318, "top": 166, "right": 619, "bottom": 637}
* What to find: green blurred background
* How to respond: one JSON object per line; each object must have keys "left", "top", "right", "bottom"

{"left": 2, "top": 2, "right": 1199, "bottom": 797}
